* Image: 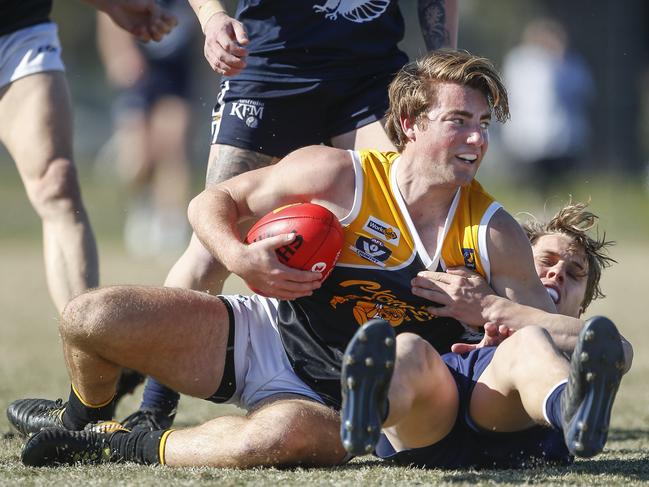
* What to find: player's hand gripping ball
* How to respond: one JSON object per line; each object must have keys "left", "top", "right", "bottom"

{"left": 245, "top": 203, "right": 344, "bottom": 294}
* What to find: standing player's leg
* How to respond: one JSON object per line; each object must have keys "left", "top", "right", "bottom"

{"left": 0, "top": 71, "right": 99, "bottom": 312}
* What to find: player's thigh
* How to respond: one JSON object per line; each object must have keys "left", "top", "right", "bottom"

{"left": 63, "top": 285, "right": 231, "bottom": 398}
{"left": 328, "top": 72, "right": 395, "bottom": 151}
{"left": 385, "top": 338, "right": 458, "bottom": 450}
{"left": 469, "top": 342, "right": 535, "bottom": 432}
{"left": 0, "top": 71, "right": 73, "bottom": 181}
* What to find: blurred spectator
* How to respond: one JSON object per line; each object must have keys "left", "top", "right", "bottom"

{"left": 96, "top": 0, "right": 197, "bottom": 257}
{"left": 501, "top": 18, "right": 595, "bottom": 196}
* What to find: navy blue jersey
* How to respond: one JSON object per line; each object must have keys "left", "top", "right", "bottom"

{"left": 0, "top": 0, "right": 52, "bottom": 36}
{"left": 232, "top": 0, "right": 408, "bottom": 82}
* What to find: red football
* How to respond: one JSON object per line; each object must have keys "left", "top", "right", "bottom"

{"left": 245, "top": 203, "right": 344, "bottom": 293}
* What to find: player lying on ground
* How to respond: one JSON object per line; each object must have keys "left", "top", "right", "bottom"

{"left": 340, "top": 202, "right": 633, "bottom": 468}
{"left": 8, "top": 50, "right": 568, "bottom": 468}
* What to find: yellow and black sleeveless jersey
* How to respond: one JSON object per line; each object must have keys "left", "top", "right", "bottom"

{"left": 277, "top": 149, "right": 503, "bottom": 408}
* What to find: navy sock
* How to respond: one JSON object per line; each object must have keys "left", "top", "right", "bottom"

{"left": 140, "top": 378, "right": 180, "bottom": 413}
{"left": 62, "top": 386, "right": 115, "bottom": 430}
{"left": 109, "top": 429, "right": 170, "bottom": 465}
{"left": 543, "top": 380, "right": 567, "bottom": 431}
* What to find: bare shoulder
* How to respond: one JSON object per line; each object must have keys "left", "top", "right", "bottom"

{"left": 487, "top": 208, "right": 530, "bottom": 249}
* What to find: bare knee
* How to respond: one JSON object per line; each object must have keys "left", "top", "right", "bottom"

{"left": 60, "top": 287, "right": 126, "bottom": 345}
{"left": 395, "top": 333, "right": 441, "bottom": 386}
{"left": 239, "top": 402, "right": 345, "bottom": 466}
{"left": 26, "top": 158, "right": 83, "bottom": 219}
{"left": 493, "top": 326, "right": 557, "bottom": 377}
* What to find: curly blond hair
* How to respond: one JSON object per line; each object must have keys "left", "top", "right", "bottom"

{"left": 522, "top": 202, "right": 616, "bottom": 312}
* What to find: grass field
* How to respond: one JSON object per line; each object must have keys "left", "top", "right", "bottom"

{"left": 1, "top": 164, "right": 648, "bottom": 485}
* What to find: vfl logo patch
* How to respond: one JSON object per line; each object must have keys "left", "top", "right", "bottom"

{"left": 351, "top": 236, "right": 392, "bottom": 266}
{"left": 229, "top": 99, "right": 264, "bottom": 128}
{"left": 462, "top": 248, "right": 476, "bottom": 270}
{"left": 363, "top": 216, "right": 400, "bottom": 244}
{"left": 313, "top": 0, "right": 390, "bottom": 23}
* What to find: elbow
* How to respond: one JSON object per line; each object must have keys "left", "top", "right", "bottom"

{"left": 187, "top": 193, "right": 201, "bottom": 231}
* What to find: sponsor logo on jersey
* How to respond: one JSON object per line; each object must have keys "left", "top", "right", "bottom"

{"left": 363, "top": 216, "right": 400, "bottom": 244}
{"left": 229, "top": 99, "right": 264, "bottom": 128}
{"left": 462, "top": 248, "right": 476, "bottom": 270}
{"left": 36, "top": 44, "right": 58, "bottom": 54}
{"left": 350, "top": 236, "right": 392, "bottom": 266}
{"left": 313, "top": 0, "right": 390, "bottom": 23}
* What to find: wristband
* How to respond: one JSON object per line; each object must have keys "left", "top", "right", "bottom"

{"left": 198, "top": 0, "right": 226, "bottom": 32}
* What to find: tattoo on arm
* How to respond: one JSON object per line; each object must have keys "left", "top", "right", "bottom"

{"left": 205, "top": 145, "right": 277, "bottom": 187}
{"left": 418, "top": 0, "right": 450, "bottom": 51}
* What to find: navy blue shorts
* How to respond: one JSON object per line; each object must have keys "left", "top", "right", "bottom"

{"left": 115, "top": 55, "right": 192, "bottom": 114}
{"left": 375, "top": 347, "right": 572, "bottom": 469}
{"left": 210, "top": 72, "right": 394, "bottom": 158}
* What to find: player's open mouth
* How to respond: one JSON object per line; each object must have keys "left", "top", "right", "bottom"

{"left": 457, "top": 153, "right": 478, "bottom": 164}
{"left": 545, "top": 286, "right": 560, "bottom": 304}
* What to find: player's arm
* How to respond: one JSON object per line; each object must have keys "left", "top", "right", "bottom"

{"left": 188, "top": 145, "right": 355, "bottom": 299}
{"left": 96, "top": 12, "right": 146, "bottom": 88}
{"left": 83, "top": 0, "right": 177, "bottom": 42}
{"left": 417, "top": 0, "right": 459, "bottom": 50}
{"left": 188, "top": 0, "right": 248, "bottom": 75}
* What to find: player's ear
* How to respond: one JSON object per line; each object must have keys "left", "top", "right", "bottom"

{"left": 578, "top": 306, "right": 584, "bottom": 318}
{"left": 400, "top": 116, "right": 417, "bottom": 142}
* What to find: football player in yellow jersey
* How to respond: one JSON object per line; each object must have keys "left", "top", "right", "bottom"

{"left": 10, "top": 49, "right": 573, "bottom": 469}
{"left": 341, "top": 202, "right": 632, "bottom": 467}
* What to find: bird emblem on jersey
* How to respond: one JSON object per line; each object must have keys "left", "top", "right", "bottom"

{"left": 313, "top": 0, "right": 391, "bottom": 23}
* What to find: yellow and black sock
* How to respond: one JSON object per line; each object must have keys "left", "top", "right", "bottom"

{"left": 108, "top": 429, "right": 173, "bottom": 465}
{"left": 61, "top": 385, "right": 116, "bottom": 430}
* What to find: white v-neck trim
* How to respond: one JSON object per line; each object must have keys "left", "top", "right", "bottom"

{"left": 339, "top": 150, "right": 362, "bottom": 226}
{"left": 389, "top": 157, "right": 461, "bottom": 270}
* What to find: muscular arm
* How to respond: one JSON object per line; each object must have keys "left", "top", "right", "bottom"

{"left": 417, "top": 0, "right": 459, "bottom": 50}
{"left": 421, "top": 271, "right": 633, "bottom": 369}
{"left": 187, "top": 145, "right": 355, "bottom": 298}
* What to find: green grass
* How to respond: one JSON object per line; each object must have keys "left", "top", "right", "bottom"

{"left": 1, "top": 162, "right": 649, "bottom": 485}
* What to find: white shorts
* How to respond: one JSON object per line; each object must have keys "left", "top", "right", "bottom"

{"left": 220, "top": 294, "right": 325, "bottom": 410}
{"left": 0, "top": 22, "right": 65, "bottom": 89}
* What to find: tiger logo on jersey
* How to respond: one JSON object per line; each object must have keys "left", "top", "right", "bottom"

{"left": 313, "top": 0, "right": 390, "bottom": 23}
{"left": 330, "top": 279, "right": 431, "bottom": 327}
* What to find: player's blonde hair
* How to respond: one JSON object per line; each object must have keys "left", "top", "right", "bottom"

{"left": 523, "top": 202, "right": 616, "bottom": 312}
{"left": 385, "top": 49, "right": 510, "bottom": 152}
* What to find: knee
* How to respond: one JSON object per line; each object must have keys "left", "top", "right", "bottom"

{"left": 27, "top": 158, "right": 83, "bottom": 218}
{"left": 506, "top": 325, "right": 553, "bottom": 351}
{"left": 496, "top": 326, "right": 556, "bottom": 374}
{"left": 238, "top": 405, "right": 344, "bottom": 466}
{"left": 60, "top": 287, "right": 124, "bottom": 345}
{"left": 395, "top": 333, "right": 441, "bottom": 384}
